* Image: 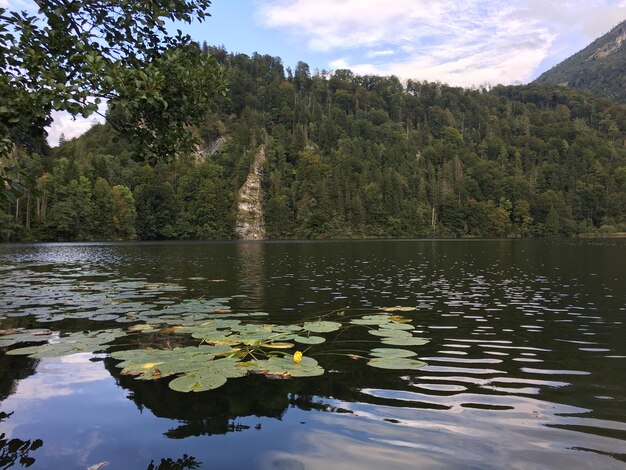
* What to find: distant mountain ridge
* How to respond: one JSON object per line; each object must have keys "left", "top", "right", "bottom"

{"left": 535, "top": 19, "right": 626, "bottom": 103}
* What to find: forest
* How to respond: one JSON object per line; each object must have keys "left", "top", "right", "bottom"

{"left": 2, "top": 46, "right": 626, "bottom": 241}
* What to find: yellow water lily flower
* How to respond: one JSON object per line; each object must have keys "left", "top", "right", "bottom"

{"left": 293, "top": 351, "right": 303, "bottom": 363}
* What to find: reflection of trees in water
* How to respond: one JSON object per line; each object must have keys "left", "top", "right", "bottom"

{"left": 0, "top": 353, "right": 39, "bottom": 402}
{"left": 0, "top": 354, "right": 43, "bottom": 469}
{"left": 235, "top": 242, "right": 265, "bottom": 311}
{"left": 104, "top": 351, "right": 409, "bottom": 440}
{"left": 0, "top": 412, "right": 43, "bottom": 470}
{"left": 146, "top": 454, "right": 200, "bottom": 470}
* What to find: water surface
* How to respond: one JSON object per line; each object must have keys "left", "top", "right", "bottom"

{"left": 0, "top": 240, "right": 625, "bottom": 469}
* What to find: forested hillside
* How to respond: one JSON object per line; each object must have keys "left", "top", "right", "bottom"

{"left": 536, "top": 19, "right": 626, "bottom": 103}
{"left": 2, "top": 47, "right": 626, "bottom": 241}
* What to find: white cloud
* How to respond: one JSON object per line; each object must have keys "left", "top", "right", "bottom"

{"left": 0, "top": 0, "right": 36, "bottom": 10}
{"left": 366, "top": 49, "right": 396, "bottom": 58}
{"left": 47, "top": 104, "right": 106, "bottom": 147}
{"left": 257, "top": 0, "right": 626, "bottom": 86}
{"left": 329, "top": 58, "right": 350, "bottom": 70}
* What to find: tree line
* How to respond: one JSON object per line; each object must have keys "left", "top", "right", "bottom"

{"left": 2, "top": 47, "right": 626, "bottom": 241}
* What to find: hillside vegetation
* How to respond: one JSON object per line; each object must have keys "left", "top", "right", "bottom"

{"left": 535, "top": 20, "right": 626, "bottom": 104}
{"left": 2, "top": 47, "right": 626, "bottom": 241}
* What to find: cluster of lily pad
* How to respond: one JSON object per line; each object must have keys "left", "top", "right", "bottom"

{"left": 1, "top": 329, "right": 125, "bottom": 358}
{"left": 0, "top": 299, "right": 430, "bottom": 392}
{"left": 0, "top": 271, "right": 227, "bottom": 323}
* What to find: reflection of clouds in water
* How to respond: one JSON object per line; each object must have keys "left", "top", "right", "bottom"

{"left": 10, "top": 354, "right": 109, "bottom": 401}
{"left": 51, "top": 427, "right": 105, "bottom": 468}
{"left": 258, "top": 429, "right": 444, "bottom": 470}
{"left": 283, "top": 398, "right": 626, "bottom": 469}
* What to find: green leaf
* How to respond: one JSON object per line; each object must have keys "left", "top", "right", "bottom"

{"left": 254, "top": 356, "right": 324, "bottom": 378}
{"left": 5, "top": 329, "right": 124, "bottom": 357}
{"left": 293, "top": 335, "right": 326, "bottom": 345}
{"left": 367, "top": 357, "right": 427, "bottom": 370}
{"left": 369, "top": 348, "right": 418, "bottom": 358}
{"left": 379, "top": 322, "right": 413, "bottom": 331}
{"left": 302, "top": 321, "right": 341, "bottom": 333}
{"left": 368, "top": 328, "right": 413, "bottom": 338}
{"left": 168, "top": 371, "right": 227, "bottom": 392}
{"left": 382, "top": 306, "right": 417, "bottom": 312}
{"left": 350, "top": 314, "right": 393, "bottom": 326}
{"left": 380, "top": 337, "right": 430, "bottom": 346}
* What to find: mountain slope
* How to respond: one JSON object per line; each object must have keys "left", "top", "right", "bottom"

{"left": 535, "top": 20, "right": 626, "bottom": 103}
{"left": 3, "top": 48, "right": 626, "bottom": 241}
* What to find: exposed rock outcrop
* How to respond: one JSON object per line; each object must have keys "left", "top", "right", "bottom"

{"left": 194, "top": 136, "right": 229, "bottom": 163}
{"left": 234, "top": 146, "right": 266, "bottom": 240}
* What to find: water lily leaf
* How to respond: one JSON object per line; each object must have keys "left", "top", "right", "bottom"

{"left": 350, "top": 314, "right": 392, "bottom": 326}
{"left": 367, "top": 357, "right": 427, "bottom": 370}
{"left": 6, "top": 329, "right": 125, "bottom": 358}
{"left": 350, "top": 319, "right": 385, "bottom": 326}
{"left": 370, "top": 348, "right": 418, "bottom": 358}
{"left": 0, "top": 328, "right": 52, "bottom": 347}
{"left": 198, "top": 344, "right": 239, "bottom": 356}
{"left": 302, "top": 321, "right": 341, "bottom": 333}
{"left": 191, "top": 329, "right": 228, "bottom": 341}
{"left": 168, "top": 372, "right": 227, "bottom": 392}
{"left": 6, "top": 343, "right": 79, "bottom": 358}
{"left": 235, "top": 322, "right": 273, "bottom": 332}
{"left": 208, "top": 319, "right": 242, "bottom": 329}
{"left": 212, "top": 357, "right": 251, "bottom": 378}
{"left": 254, "top": 356, "right": 324, "bottom": 378}
{"left": 272, "top": 325, "right": 303, "bottom": 333}
{"left": 237, "top": 330, "right": 275, "bottom": 341}
{"left": 368, "top": 329, "right": 413, "bottom": 338}
{"left": 389, "top": 315, "right": 412, "bottom": 323}
{"left": 92, "top": 314, "right": 120, "bottom": 321}
{"left": 382, "top": 306, "right": 417, "bottom": 312}
{"left": 379, "top": 322, "right": 414, "bottom": 331}
{"left": 380, "top": 337, "right": 430, "bottom": 346}
{"left": 260, "top": 342, "right": 294, "bottom": 349}
{"left": 293, "top": 335, "right": 326, "bottom": 345}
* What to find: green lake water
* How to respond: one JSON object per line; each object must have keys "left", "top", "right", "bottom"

{"left": 0, "top": 239, "right": 625, "bottom": 469}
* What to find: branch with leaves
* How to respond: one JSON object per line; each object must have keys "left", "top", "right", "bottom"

{"left": 0, "top": 0, "right": 226, "bottom": 200}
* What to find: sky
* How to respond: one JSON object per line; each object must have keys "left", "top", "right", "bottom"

{"left": 4, "top": 0, "right": 626, "bottom": 145}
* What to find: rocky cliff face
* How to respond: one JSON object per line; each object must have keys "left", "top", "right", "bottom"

{"left": 234, "top": 146, "right": 266, "bottom": 240}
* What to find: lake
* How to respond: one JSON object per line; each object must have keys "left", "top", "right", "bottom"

{"left": 0, "top": 240, "right": 625, "bottom": 469}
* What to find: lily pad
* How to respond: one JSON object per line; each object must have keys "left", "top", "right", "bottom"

{"left": 382, "top": 306, "right": 417, "bottom": 312}
{"left": 253, "top": 356, "right": 324, "bottom": 378}
{"left": 293, "top": 335, "right": 326, "bottom": 345}
{"left": 272, "top": 325, "right": 303, "bottom": 333}
{"left": 259, "top": 341, "right": 294, "bottom": 349}
{"left": 0, "top": 328, "right": 53, "bottom": 347}
{"left": 380, "top": 337, "right": 430, "bottom": 346}
{"left": 368, "top": 329, "right": 413, "bottom": 338}
{"left": 302, "top": 321, "right": 341, "bottom": 333}
{"left": 168, "top": 372, "right": 227, "bottom": 392}
{"left": 367, "top": 357, "right": 427, "bottom": 370}
{"left": 370, "top": 348, "right": 418, "bottom": 358}
{"left": 6, "top": 329, "right": 125, "bottom": 358}
{"left": 350, "top": 314, "right": 392, "bottom": 326}
{"left": 379, "top": 322, "right": 413, "bottom": 331}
